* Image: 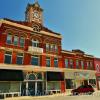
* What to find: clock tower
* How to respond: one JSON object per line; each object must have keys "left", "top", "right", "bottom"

{"left": 25, "top": 0, "right": 43, "bottom": 25}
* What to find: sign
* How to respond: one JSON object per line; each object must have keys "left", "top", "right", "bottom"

{"left": 28, "top": 46, "right": 43, "bottom": 54}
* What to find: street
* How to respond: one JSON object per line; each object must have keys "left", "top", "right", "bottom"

{"left": 5, "top": 94, "right": 100, "bottom": 100}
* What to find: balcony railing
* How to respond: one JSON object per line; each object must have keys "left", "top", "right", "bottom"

{"left": 28, "top": 46, "right": 43, "bottom": 54}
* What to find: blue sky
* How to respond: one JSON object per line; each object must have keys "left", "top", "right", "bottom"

{"left": 0, "top": 0, "right": 100, "bottom": 57}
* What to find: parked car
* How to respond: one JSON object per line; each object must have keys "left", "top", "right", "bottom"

{"left": 71, "top": 85, "right": 95, "bottom": 95}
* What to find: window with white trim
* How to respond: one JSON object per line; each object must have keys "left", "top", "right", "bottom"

{"left": 69, "top": 59, "right": 73, "bottom": 68}
{"left": 54, "top": 58, "right": 58, "bottom": 67}
{"left": 46, "top": 57, "right": 51, "bottom": 67}
{"left": 4, "top": 51, "right": 12, "bottom": 64}
{"left": 16, "top": 53, "right": 23, "bottom": 65}
{"left": 81, "top": 60, "right": 84, "bottom": 69}
{"left": 31, "top": 55, "right": 39, "bottom": 66}
{"left": 13, "top": 35, "right": 18, "bottom": 46}
{"left": 6, "top": 34, "right": 12, "bottom": 44}
{"left": 65, "top": 59, "right": 68, "bottom": 68}
{"left": 32, "top": 39, "right": 39, "bottom": 47}
{"left": 20, "top": 37, "right": 25, "bottom": 47}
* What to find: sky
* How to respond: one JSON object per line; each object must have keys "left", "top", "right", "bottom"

{"left": 0, "top": 0, "right": 100, "bottom": 57}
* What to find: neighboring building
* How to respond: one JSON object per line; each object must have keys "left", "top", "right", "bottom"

{"left": 62, "top": 49, "right": 96, "bottom": 90}
{"left": 0, "top": 1, "right": 97, "bottom": 98}
{"left": 94, "top": 58, "right": 100, "bottom": 90}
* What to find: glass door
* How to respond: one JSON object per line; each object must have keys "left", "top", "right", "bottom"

{"left": 37, "top": 82, "right": 43, "bottom": 95}
{"left": 28, "top": 82, "right": 35, "bottom": 96}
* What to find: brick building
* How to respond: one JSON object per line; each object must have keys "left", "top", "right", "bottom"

{"left": 0, "top": 1, "right": 96, "bottom": 97}
{"left": 94, "top": 58, "right": 100, "bottom": 90}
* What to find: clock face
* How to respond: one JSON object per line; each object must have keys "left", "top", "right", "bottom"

{"left": 33, "top": 11, "right": 40, "bottom": 19}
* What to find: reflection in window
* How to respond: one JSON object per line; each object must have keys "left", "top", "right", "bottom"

{"left": 16, "top": 53, "right": 23, "bottom": 65}
{"left": 54, "top": 58, "right": 58, "bottom": 67}
{"left": 4, "top": 51, "right": 12, "bottom": 64}
{"left": 20, "top": 37, "right": 25, "bottom": 47}
{"left": 76, "top": 60, "right": 79, "bottom": 69}
{"left": 46, "top": 43, "right": 50, "bottom": 51}
{"left": 6, "top": 34, "right": 12, "bottom": 44}
{"left": 32, "top": 39, "right": 39, "bottom": 47}
{"left": 46, "top": 57, "right": 50, "bottom": 67}
{"left": 81, "top": 60, "right": 84, "bottom": 69}
{"left": 65, "top": 59, "right": 68, "bottom": 68}
{"left": 14, "top": 36, "right": 18, "bottom": 46}
{"left": 69, "top": 59, "right": 73, "bottom": 68}
{"left": 31, "top": 56, "right": 39, "bottom": 66}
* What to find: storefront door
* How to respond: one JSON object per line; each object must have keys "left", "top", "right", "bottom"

{"left": 28, "top": 82, "right": 35, "bottom": 96}
{"left": 21, "top": 81, "right": 43, "bottom": 96}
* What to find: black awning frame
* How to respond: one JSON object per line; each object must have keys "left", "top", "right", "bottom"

{"left": 0, "top": 69, "right": 24, "bottom": 81}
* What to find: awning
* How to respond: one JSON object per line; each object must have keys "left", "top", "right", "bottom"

{"left": 47, "top": 72, "right": 64, "bottom": 81}
{"left": 0, "top": 69, "right": 24, "bottom": 81}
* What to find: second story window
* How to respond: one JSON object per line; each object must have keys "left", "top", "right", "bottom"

{"left": 69, "top": 59, "right": 73, "bottom": 68}
{"left": 16, "top": 53, "right": 23, "bottom": 65}
{"left": 20, "top": 37, "right": 25, "bottom": 47}
{"left": 54, "top": 45, "right": 58, "bottom": 52}
{"left": 14, "top": 35, "right": 18, "bottom": 46}
{"left": 90, "top": 61, "right": 93, "bottom": 70}
{"left": 4, "top": 51, "right": 12, "bottom": 64}
{"left": 32, "top": 39, "right": 39, "bottom": 47}
{"left": 76, "top": 60, "right": 79, "bottom": 69}
{"left": 65, "top": 59, "right": 68, "bottom": 68}
{"left": 46, "top": 57, "right": 50, "bottom": 67}
{"left": 46, "top": 43, "right": 50, "bottom": 51}
{"left": 81, "top": 60, "right": 84, "bottom": 69}
{"left": 6, "top": 34, "right": 12, "bottom": 44}
{"left": 54, "top": 58, "right": 58, "bottom": 67}
{"left": 87, "top": 61, "right": 89, "bottom": 69}
{"left": 31, "top": 55, "right": 39, "bottom": 66}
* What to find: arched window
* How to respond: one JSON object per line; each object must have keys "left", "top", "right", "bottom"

{"left": 28, "top": 74, "right": 36, "bottom": 80}
{"left": 32, "top": 39, "right": 39, "bottom": 47}
{"left": 37, "top": 73, "right": 42, "bottom": 80}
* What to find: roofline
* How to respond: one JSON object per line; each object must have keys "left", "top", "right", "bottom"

{"left": 62, "top": 50, "right": 76, "bottom": 55}
{"left": 0, "top": 19, "right": 62, "bottom": 38}
{"left": 62, "top": 50, "right": 94, "bottom": 58}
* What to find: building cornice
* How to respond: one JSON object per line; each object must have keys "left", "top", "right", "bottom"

{"left": 61, "top": 50, "right": 76, "bottom": 55}
{"left": 0, "top": 19, "right": 62, "bottom": 39}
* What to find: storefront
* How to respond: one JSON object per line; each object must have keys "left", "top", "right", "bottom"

{"left": 46, "top": 72, "right": 64, "bottom": 94}
{"left": 64, "top": 69, "right": 96, "bottom": 90}
{"left": 0, "top": 69, "right": 24, "bottom": 98}
{"left": 21, "top": 72, "right": 45, "bottom": 96}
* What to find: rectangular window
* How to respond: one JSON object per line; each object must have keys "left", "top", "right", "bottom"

{"left": 81, "top": 60, "right": 84, "bottom": 69}
{"left": 46, "top": 43, "right": 50, "bottom": 51}
{"left": 87, "top": 61, "right": 89, "bottom": 69}
{"left": 6, "top": 34, "right": 12, "bottom": 44}
{"left": 55, "top": 45, "right": 58, "bottom": 52}
{"left": 65, "top": 79, "right": 74, "bottom": 89}
{"left": 90, "top": 62, "right": 93, "bottom": 70}
{"left": 20, "top": 37, "right": 25, "bottom": 47}
{"left": 50, "top": 44, "right": 54, "bottom": 51}
{"left": 76, "top": 60, "right": 79, "bottom": 69}
{"left": 14, "top": 36, "right": 18, "bottom": 46}
{"left": 16, "top": 53, "right": 23, "bottom": 65}
{"left": 65, "top": 59, "right": 68, "bottom": 68}
{"left": 46, "top": 57, "right": 50, "bottom": 67}
{"left": 54, "top": 58, "right": 58, "bottom": 67}
{"left": 69, "top": 59, "right": 73, "bottom": 68}
{"left": 4, "top": 51, "right": 12, "bottom": 64}
{"left": 31, "top": 56, "right": 39, "bottom": 66}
